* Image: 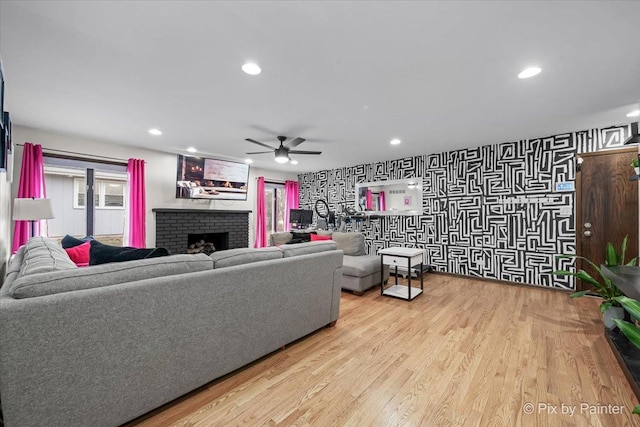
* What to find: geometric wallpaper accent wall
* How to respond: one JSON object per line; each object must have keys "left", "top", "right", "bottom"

{"left": 299, "top": 123, "right": 635, "bottom": 290}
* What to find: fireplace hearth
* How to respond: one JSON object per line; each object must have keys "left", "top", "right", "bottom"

{"left": 153, "top": 209, "right": 250, "bottom": 255}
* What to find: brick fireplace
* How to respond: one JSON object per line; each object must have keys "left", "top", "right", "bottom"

{"left": 153, "top": 209, "right": 250, "bottom": 255}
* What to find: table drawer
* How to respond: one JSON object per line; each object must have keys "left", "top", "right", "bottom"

{"left": 382, "top": 254, "right": 423, "bottom": 267}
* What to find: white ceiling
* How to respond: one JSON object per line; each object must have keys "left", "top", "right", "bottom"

{"left": 1, "top": 1, "right": 639, "bottom": 173}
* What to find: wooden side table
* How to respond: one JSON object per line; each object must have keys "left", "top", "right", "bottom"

{"left": 379, "top": 247, "right": 424, "bottom": 301}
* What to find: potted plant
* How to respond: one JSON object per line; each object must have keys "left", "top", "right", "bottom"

{"left": 631, "top": 157, "right": 639, "bottom": 175}
{"left": 553, "top": 236, "right": 637, "bottom": 329}
{"left": 613, "top": 296, "right": 640, "bottom": 415}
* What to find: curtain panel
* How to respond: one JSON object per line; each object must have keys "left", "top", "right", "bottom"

{"left": 284, "top": 180, "right": 299, "bottom": 231}
{"left": 254, "top": 176, "right": 268, "bottom": 248}
{"left": 12, "top": 143, "right": 46, "bottom": 253}
{"left": 127, "top": 158, "right": 146, "bottom": 247}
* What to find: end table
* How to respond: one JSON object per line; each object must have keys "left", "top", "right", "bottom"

{"left": 379, "top": 247, "right": 424, "bottom": 301}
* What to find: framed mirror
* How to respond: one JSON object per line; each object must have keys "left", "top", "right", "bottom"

{"left": 355, "top": 178, "right": 423, "bottom": 216}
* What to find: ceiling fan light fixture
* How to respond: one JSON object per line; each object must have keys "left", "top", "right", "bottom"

{"left": 274, "top": 147, "right": 290, "bottom": 163}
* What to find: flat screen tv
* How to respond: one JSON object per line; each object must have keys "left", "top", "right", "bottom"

{"left": 176, "top": 155, "right": 250, "bottom": 200}
{"left": 289, "top": 209, "right": 313, "bottom": 228}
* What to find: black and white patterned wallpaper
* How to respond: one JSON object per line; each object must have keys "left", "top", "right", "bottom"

{"left": 299, "top": 123, "right": 635, "bottom": 289}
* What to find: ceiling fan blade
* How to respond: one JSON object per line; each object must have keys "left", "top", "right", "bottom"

{"left": 246, "top": 151, "right": 274, "bottom": 154}
{"left": 289, "top": 150, "right": 322, "bottom": 155}
{"left": 245, "top": 138, "right": 276, "bottom": 150}
{"left": 284, "top": 137, "right": 305, "bottom": 149}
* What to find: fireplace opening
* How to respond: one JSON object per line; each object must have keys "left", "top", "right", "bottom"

{"left": 187, "top": 232, "right": 229, "bottom": 255}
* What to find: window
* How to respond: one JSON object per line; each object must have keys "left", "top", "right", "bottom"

{"left": 74, "top": 178, "right": 125, "bottom": 209}
{"left": 265, "top": 182, "right": 286, "bottom": 238}
{"left": 44, "top": 159, "right": 127, "bottom": 246}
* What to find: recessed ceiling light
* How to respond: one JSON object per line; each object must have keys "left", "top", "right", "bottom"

{"left": 518, "top": 67, "right": 542, "bottom": 79}
{"left": 390, "top": 138, "right": 401, "bottom": 145}
{"left": 627, "top": 110, "right": 640, "bottom": 118}
{"left": 242, "top": 62, "right": 261, "bottom": 75}
{"left": 290, "top": 160, "right": 299, "bottom": 165}
{"left": 186, "top": 147, "right": 197, "bottom": 153}
{"left": 245, "top": 158, "right": 253, "bottom": 164}
{"left": 148, "top": 128, "right": 162, "bottom": 136}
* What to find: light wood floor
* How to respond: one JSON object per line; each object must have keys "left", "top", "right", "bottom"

{"left": 128, "top": 274, "right": 640, "bottom": 426}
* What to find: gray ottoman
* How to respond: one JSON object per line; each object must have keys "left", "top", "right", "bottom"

{"left": 342, "top": 254, "right": 390, "bottom": 295}
{"left": 269, "top": 231, "right": 389, "bottom": 295}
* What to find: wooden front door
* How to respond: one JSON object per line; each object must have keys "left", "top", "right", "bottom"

{"left": 576, "top": 147, "right": 639, "bottom": 290}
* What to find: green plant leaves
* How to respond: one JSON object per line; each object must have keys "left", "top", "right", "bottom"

{"left": 553, "top": 234, "right": 636, "bottom": 301}
{"left": 600, "top": 301, "right": 613, "bottom": 313}
{"left": 613, "top": 319, "right": 640, "bottom": 349}
{"left": 570, "top": 290, "right": 590, "bottom": 298}
{"left": 606, "top": 242, "right": 618, "bottom": 267}
{"left": 633, "top": 404, "right": 640, "bottom": 415}
{"left": 621, "top": 235, "right": 629, "bottom": 266}
{"left": 615, "top": 296, "right": 640, "bottom": 320}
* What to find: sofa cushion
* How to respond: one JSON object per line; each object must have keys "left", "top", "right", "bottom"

{"left": 8, "top": 254, "right": 213, "bottom": 299}
{"left": 1, "top": 245, "right": 26, "bottom": 292}
{"left": 342, "top": 255, "right": 384, "bottom": 278}
{"left": 331, "top": 232, "right": 366, "bottom": 256}
{"left": 18, "top": 237, "right": 78, "bottom": 278}
{"left": 210, "top": 247, "right": 283, "bottom": 269}
{"left": 89, "top": 240, "right": 171, "bottom": 265}
{"left": 270, "top": 232, "right": 293, "bottom": 246}
{"left": 280, "top": 241, "right": 338, "bottom": 258}
{"left": 61, "top": 234, "right": 94, "bottom": 249}
{"left": 64, "top": 241, "right": 91, "bottom": 266}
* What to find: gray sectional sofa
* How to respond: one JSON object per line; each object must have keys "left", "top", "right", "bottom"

{"left": 270, "top": 231, "right": 389, "bottom": 295}
{"left": 0, "top": 237, "right": 343, "bottom": 427}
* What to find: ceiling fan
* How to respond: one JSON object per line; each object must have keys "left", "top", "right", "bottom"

{"left": 245, "top": 136, "right": 322, "bottom": 163}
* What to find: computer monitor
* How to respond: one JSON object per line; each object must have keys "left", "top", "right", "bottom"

{"left": 289, "top": 209, "right": 313, "bottom": 228}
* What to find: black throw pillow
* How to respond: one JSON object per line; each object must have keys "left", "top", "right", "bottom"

{"left": 61, "top": 234, "right": 95, "bottom": 249}
{"left": 290, "top": 231, "right": 316, "bottom": 242}
{"left": 285, "top": 238, "right": 305, "bottom": 244}
{"left": 89, "top": 240, "right": 171, "bottom": 265}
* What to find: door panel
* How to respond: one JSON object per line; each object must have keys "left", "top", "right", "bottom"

{"left": 577, "top": 147, "right": 638, "bottom": 290}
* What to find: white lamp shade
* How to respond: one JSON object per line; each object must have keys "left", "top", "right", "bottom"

{"left": 13, "top": 198, "right": 55, "bottom": 221}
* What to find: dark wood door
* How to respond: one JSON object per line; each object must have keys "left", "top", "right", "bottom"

{"left": 576, "top": 147, "right": 639, "bottom": 290}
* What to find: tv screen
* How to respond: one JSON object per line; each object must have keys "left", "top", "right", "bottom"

{"left": 289, "top": 209, "right": 313, "bottom": 227}
{"left": 176, "top": 155, "right": 250, "bottom": 200}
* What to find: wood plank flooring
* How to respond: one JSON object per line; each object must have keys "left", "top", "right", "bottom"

{"left": 127, "top": 274, "right": 640, "bottom": 426}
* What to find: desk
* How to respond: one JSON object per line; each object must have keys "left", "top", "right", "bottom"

{"left": 379, "top": 247, "right": 424, "bottom": 301}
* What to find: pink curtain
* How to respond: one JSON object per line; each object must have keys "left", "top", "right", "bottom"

{"left": 366, "top": 189, "right": 373, "bottom": 210}
{"left": 254, "top": 177, "right": 268, "bottom": 248}
{"left": 12, "top": 143, "right": 47, "bottom": 253}
{"left": 284, "top": 180, "right": 299, "bottom": 231}
{"left": 127, "top": 159, "right": 146, "bottom": 248}
{"left": 379, "top": 191, "right": 386, "bottom": 211}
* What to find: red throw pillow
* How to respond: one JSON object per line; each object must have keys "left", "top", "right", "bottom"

{"left": 64, "top": 241, "right": 90, "bottom": 267}
{"left": 311, "top": 234, "right": 332, "bottom": 241}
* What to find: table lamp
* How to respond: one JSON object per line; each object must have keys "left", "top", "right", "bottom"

{"left": 13, "top": 198, "right": 55, "bottom": 238}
